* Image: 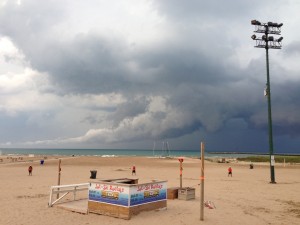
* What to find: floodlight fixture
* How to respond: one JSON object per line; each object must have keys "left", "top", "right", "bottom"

{"left": 252, "top": 20, "right": 282, "bottom": 35}
{"left": 251, "top": 20, "right": 261, "bottom": 25}
{"left": 267, "top": 22, "right": 284, "bottom": 28}
{"left": 251, "top": 34, "right": 256, "bottom": 40}
{"left": 277, "top": 37, "right": 283, "bottom": 42}
{"left": 268, "top": 22, "right": 277, "bottom": 27}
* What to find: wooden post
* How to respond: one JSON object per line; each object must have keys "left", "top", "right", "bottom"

{"left": 57, "top": 159, "right": 61, "bottom": 199}
{"left": 178, "top": 158, "right": 184, "bottom": 189}
{"left": 180, "top": 160, "right": 183, "bottom": 188}
{"left": 200, "top": 142, "right": 205, "bottom": 221}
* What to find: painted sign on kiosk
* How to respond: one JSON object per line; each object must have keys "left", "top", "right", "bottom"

{"left": 130, "top": 181, "right": 167, "bottom": 206}
{"left": 89, "top": 183, "right": 130, "bottom": 206}
{"left": 89, "top": 180, "right": 167, "bottom": 207}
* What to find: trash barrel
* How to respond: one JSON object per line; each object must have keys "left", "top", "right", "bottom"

{"left": 90, "top": 170, "right": 97, "bottom": 179}
{"left": 40, "top": 160, "right": 44, "bottom": 165}
{"left": 250, "top": 164, "right": 254, "bottom": 169}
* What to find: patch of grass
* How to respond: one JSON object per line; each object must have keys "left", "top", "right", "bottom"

{"left": 237, "top": 156, "right": 300, "bottom": 163}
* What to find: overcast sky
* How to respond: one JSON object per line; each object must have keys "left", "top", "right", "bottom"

{"left": 1, "top": 0, "right": 300, "bottom": 153}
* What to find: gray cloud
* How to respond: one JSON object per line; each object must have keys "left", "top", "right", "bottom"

{"left": 284, "top": 41, "right": 300, "bottom": 56}
{"left": 0, "top": 0, "right": 299, "bottom": 153}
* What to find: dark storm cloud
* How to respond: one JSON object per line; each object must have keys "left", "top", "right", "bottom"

{"left": 135, "top": 46, "right": 236, "bottom": 87}
{"left": 0, "top": 2, "right": 121, "bottom": 93}
{"left": 1, "top": 0, "right": 241, "bottom": 96}
{"left": 0, "top": 0, "right": 300, "bottom": 152}
{"left": 107, "top": 96, "right": 150, "bottom": 126}
{"left": 35, "top": 34, "right": 132, "bottom": 94}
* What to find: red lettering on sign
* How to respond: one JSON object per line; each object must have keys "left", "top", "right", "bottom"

{"left": 137, "top": 183, "right": 163, "bottom": 191}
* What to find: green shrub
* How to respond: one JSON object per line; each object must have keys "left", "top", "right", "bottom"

{"left": 237, "top": 155, "right": 300, "bottom": 163}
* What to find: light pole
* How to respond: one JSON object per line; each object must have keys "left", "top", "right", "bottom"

{"left": 251, "top": 20, "right": 283, "bottom": 184}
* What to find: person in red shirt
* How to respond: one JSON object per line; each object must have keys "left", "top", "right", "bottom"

{"left": 132, "top": 165, "right": 136, "bottom": 175}
{"left": 228, "top": 167, "right": 232, "bottom": 177}
{"left": 28, "top": 165, "right": 33, "bottom": 176}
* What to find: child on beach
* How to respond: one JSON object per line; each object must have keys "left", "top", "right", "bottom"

{"left": 28, "top": 165, "right": 33, "bottom": 176}
{"left": 228, "top": 167, "right": 232, "bottom": 177}
{"left": 132, "top": 165, "right": 136, "bottom": 175}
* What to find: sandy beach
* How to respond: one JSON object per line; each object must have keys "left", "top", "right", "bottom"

{"left": 0, "top": 155, "right": 299, "bottom": 225}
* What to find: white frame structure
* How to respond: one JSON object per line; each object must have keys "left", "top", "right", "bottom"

{"left": 48, "top": 183, "right": 89, "bottom": 207}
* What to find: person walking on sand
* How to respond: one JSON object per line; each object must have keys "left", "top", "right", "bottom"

{"left": 228, "top": 167, "right": 232, "bottom": 177}
{"left": 132, "top": 165, "right": 136, "bottom": 175}
{"left": 28, "top": 165, "right": 33, "bottom": 176}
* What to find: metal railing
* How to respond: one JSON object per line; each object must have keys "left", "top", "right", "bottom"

{"left": 48, "top": 183, "right": 89, "bottom": 207}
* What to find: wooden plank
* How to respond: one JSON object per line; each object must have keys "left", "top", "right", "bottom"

{"left": 88, "top": 200, "right": 167, "bottom": 219}
{"left": 56, "top": 199, "right": 88, "bottom": 214}
{"left": 88, "top": 201, "right": 130, "bottom": 219}
{"left": 167, "top": 187, "right": 179, "bottom": 199}
{"left": 178, "top": 188, "right": 195, "bottom": 200}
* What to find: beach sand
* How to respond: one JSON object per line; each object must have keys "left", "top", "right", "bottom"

{"left": 0, "top": 156, "right": 299, "bottom": 225}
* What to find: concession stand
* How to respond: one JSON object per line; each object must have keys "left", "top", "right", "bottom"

{"left": 88, "top": 178, "right": 167, "bottom": 219}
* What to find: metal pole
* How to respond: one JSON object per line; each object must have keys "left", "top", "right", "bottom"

{"left": 265, "top": 30, "right": 276, "bottom": 183}
{"left": 200, "top": 142, "right": 205, "bottom": 221}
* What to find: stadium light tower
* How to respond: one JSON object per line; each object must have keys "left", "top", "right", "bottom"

{"left": 251, "top": 20, "right": 283, "bottom": 184}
